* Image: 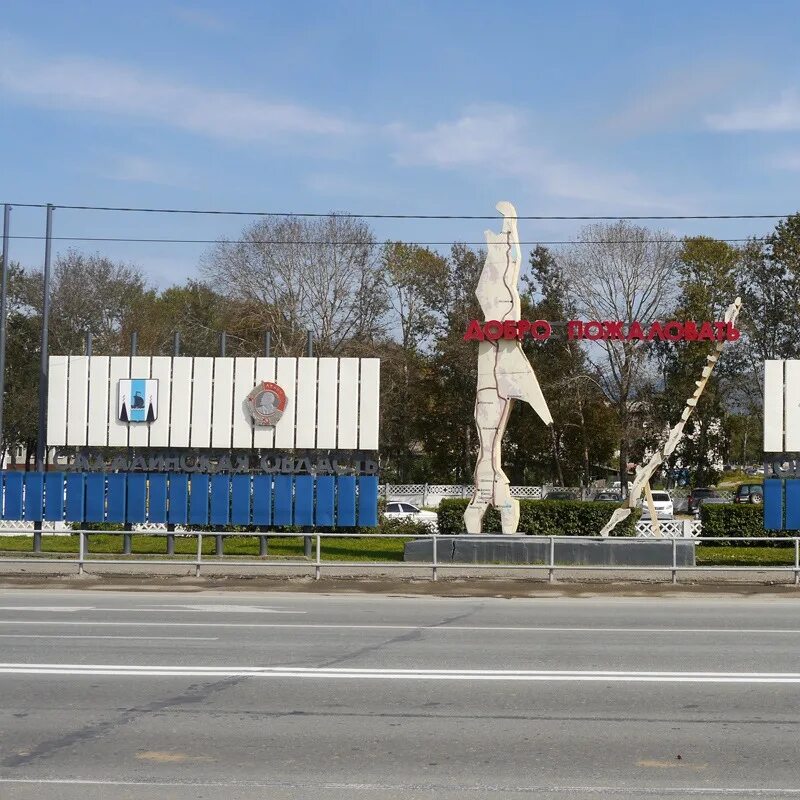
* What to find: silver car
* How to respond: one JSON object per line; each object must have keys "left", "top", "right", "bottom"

{"left": 639, "top": 491, "right": 674, "bottom": 519}
{"left": 383, "top": 502, "right": 438, "bottom": 531}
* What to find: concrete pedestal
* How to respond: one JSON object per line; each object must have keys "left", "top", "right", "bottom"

{"left": 403, "top": 535, "right": 695, "bottom": 567}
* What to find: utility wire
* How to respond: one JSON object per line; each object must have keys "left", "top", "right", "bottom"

{"left": 0, "top": 202, "right": 791, "bottom": 221}
{"left": 8, "top": 235, "right": 769, "bottom": 246}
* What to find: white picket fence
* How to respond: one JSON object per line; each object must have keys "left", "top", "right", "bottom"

{"left": 0, "top": 520, "right": 70, "bottom": 535}
{"left": 635, "top": 520, "right": 702, "bottom": 538}
{"left": 382, "top": 484, "right": 732, "bottom": 511}
{"left": 0, "top": 517, "right": 703, "bottom": 538}
{"left": 382, "top": 484, "right": 550, "bottom": 506}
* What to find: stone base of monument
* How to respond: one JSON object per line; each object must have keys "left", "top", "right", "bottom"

{"left": 403, "top": 535, "right": 696, "bottom": 567}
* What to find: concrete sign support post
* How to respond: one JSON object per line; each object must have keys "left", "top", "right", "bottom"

{"left": 464, "top": 202, "right": 554, "bottom": 534}
{"left": 600, "top": 297, "right": 743, "bottom": 536}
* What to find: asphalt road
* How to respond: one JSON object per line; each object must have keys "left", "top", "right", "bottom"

{"left": 1, "top": 590, "right": 800, "bottom": 799}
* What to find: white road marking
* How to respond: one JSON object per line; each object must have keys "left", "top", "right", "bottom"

{"left": 0, "top": 778, "right": 798, "bottom": 795}
{"left": 164, "top": 604, "right": 307, "bottom": 614}
{"left": 0, "top": 606, "right": 306, "bottom": 614}
{"left": 0, "top": 606, "right": 93, "bottom": 612}
{"left": 0, "top": 634, "right": 217, "bottom": 641}
{"left": 2, "top": 663, "right": 800, "bottom": 683}
{"left": 0, "top": 620, "right": 798, "bottom": 634}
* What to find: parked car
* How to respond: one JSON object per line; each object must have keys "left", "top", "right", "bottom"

{"left": 545, "top": 490, "right": 576, "bottom": 500}
{"left": 687, "top": 487, "right": 726, "bottom": 516}
{"left": 594, "top": 491, "right": 622, "bottom": 502}
{"left": 383, "top": 502, "right": 438, "bottom": 530}
{"left": 733, "top": 483, "right": 764, "bottom": 505}
{"left": 638, "top": 490, "right": 674, "bottom": 519}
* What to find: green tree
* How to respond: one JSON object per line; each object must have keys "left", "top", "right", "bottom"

{"left": 1, "top": 261, "right": 40, "bottom": 465}
{"left": 508, "top": 246, "right": 616, "bottom": 486}
{"left": 379, "top": 243, "right": 448, "bottom": 481}
{"left": 737, "top": 213, "right": 800, "bottom": 414}
{"left": 654, "top": 237, "right": 742, "bottom": 485}
{"left": 420, "top": 244, "right": 485, "bottom": 483}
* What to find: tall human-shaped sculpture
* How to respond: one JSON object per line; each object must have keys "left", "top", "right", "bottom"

{"left": 599, "top": 296, "right": 743, "bottom": 536}
{"left": 464, "top": 202, "right": 554, "bottom": 534}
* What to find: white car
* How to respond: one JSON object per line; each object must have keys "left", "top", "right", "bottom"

{"left": 383, "top": 502, "right": 438, "bottom": 531}
{"left": 639, "top": 491, "right": 674, "bottom": 519}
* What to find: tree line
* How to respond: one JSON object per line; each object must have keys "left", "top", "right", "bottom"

{"left": 3, "top": 213, "right": 799, "bottom": 487}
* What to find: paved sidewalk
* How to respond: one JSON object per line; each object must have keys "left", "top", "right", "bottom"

{"left": 1, "top": 560, "right": 799, "bottom": 596}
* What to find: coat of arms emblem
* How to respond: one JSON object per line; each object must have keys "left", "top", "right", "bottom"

{"left": 118, "top": 379, "right": 158, "bottom": 423}
{"left": 246, "top": 381, "right": 287, "bottom": 426}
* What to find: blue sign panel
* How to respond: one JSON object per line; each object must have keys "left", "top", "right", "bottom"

{"left": 0, "top": 472, "right": 380, "bottom": 529}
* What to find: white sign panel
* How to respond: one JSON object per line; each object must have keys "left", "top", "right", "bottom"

{"left": 763, "top": 359, "right": 800, "bottom": 452}
{"left": 46, "top": 356, "right": 380, "bottom": 450}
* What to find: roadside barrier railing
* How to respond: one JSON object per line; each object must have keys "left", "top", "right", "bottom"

{"left": 0, "top": 530, "right": 798, "bottom": 584}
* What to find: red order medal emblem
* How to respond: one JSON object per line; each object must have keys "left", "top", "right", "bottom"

{"left": 246, "top": 381, "right": 287, "bottom": 426}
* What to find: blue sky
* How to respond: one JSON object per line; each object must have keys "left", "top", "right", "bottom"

{"left": 2, "top": 0, "right": 800, "bottom": 286}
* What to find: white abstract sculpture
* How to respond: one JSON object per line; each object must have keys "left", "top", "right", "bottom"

{"left": 464, "top": 202, "right": 554, "bottom": 534}
{"left": 600, "top": 296, "right": 743, "bottom": 537}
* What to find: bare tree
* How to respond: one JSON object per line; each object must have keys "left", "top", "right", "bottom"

{"left": 557, "top": 222, "right": 680, "bottom": 492}
{"left": 201, "top": 216, "right": 388, "bottom": 355}
{"left": 25, "top": 250, "right": 151, "bottom": 355}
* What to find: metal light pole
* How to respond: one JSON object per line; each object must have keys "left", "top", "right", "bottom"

{"left": 34, "top": 204, "right": 54, "bottom": 553}
{"left": 0, "top": 205, "right": 11, "bottom": 448}
{"left": 303, "top": 328, "right": 314, "bottom": 557}
{"left": 35, "top": 204, "right": 54, "bottom": 473}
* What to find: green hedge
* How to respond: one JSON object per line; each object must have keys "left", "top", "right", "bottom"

{"left": 71, "top": 515, "right": 430, "bottom": 538}
{"left": 437, "top": 498, "right": 638, "bottom": 537}
{"left": 700, "top": 504, "right": 788, "bottom": 545}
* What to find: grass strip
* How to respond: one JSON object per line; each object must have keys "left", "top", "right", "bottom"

{"left": 0, "top": 537, "right": 795, "bottom": 567}
{"left": 0, "top": 534, "right": 408, "bottom": 562}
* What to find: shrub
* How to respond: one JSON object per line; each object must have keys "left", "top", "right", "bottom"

{"left": 69, "top": 521, "right": 126, "bottom": 532}
{"left": 437, "top": 498, "right": 638, "bottom": 537}
{"left": 377, "top": 516, "right": 433, "bottom": 537}
{"left": 700, "top": 504, "right": 789, "bottom": 546}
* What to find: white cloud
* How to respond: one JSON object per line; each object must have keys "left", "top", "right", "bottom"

{"left": 99, "top": 155, "right": 188, "bottom": 187}
{"left": 606, "top": 63, "right": 747, "bottom": 135}
{"left": 0, "top": 42, "right": 352, "bottom": 142}
{"left": 387, "top": 106, "right": 683, "bottom": 210}
{"left": 707, "top": 90, "right": 800, "bottom": 131}
{"left": 766, "top": 150, "right": 800, "bottom": 171}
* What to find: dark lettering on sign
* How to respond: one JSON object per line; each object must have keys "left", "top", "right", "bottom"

{"left": 53, "top": 449, "right": 379, "bottom": 476}
{"left": 465, "top": 319, "right": 742, "bottom": 343}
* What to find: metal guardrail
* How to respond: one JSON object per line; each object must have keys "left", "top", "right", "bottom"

{"left": 0, "top": 530, "right": 798, "bottom": 585}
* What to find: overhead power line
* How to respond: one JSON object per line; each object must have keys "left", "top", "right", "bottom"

{"left": 8, "top": 235, "right": 768, "bottom": 246}
{"left": 0, "top": 202, "right": 791, "bottom": 221}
